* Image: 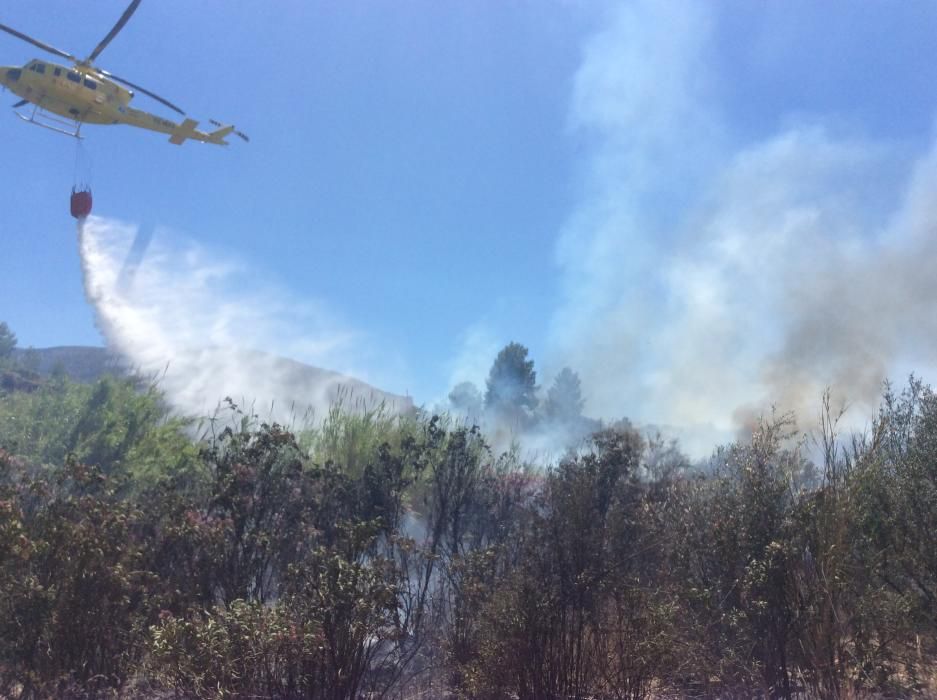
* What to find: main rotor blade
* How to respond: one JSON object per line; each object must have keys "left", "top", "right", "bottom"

{"left": 100, "top": 69, "right": 185, "bottom": 116}
{"left": 0, "top": 22, "right": 76, "bottom": 61}
{"left": 86, "top": 0, "right": 142, "bottom": 63}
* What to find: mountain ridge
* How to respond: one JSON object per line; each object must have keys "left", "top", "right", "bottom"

{"left": 11, "top": 345, "right": 414, "bottom": 415}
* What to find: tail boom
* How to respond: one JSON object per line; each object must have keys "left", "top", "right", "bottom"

{"left": 118, "top": 107, "right": 237, "bottom": 146}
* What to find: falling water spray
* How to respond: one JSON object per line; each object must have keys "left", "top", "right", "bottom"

{"left": 76, "top": 217, "right": 404, "bottom": 426}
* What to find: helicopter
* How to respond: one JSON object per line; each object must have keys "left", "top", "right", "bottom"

{"left": 0, "top": 0, "right": 247, "bottom": 146}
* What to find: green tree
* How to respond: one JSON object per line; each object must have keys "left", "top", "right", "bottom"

{"left": 484, "top": 342, "right": 538, "bottom": 414}
{"left": 0, "top": 323, "right": 42, "bottom": 395}
{"left": 448, "top": 381, "right": 483, "bottom": 418}
{"left": 0, "top": 322, "right": 15, "bottom": 361}
{"left": 543, "top": 367, "right": 585, "bottom": 423}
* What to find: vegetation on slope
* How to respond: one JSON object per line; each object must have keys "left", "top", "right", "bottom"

{"left": 0, "top": 323, "right": 935, "bottom": 698}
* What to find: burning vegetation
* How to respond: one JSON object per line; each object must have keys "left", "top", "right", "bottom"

{"left": 1, "top": 320, "right": 936, "bottom": 698}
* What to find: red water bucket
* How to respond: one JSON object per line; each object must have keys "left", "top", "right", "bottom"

{"left": 70, "top": 188, "right": 93, "bottom": 219}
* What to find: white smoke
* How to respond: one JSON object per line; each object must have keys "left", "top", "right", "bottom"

{"left": 75, "top": 2, "right": 937, "bottom": 460}
{"left": 548, "top": 0, "right": 937, "bottom": 456}
{"left": 78, "top": 217, "right": 407, "bottom": 424}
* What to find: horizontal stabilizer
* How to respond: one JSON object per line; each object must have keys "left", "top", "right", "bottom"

{"left": 169, "top": 118, "right": 199, "bottom": 145}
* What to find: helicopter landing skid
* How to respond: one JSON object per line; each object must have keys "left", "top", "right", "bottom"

{"left": 15, "top": 104, "right": 83, "bottom": 139}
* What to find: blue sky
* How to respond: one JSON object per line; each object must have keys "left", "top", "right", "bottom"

{"left": 4, "top": 1, "right": 937, "bottom": 451}
{"left": 1, "top": 1, "right": 587, "bottom": 390}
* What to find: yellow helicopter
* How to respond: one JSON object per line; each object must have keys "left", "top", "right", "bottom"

{"left": 0, "top": 0, "right": 247, "bottom": 145}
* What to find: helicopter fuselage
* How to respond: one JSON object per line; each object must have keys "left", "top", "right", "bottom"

{"left": 2, "top": 59, "right": 132, "bottom": 124}
{"left": 0, "top": 58, "right": 230, "bottom": 144}
{"left": 1, "top": 1, "right": 245, "bottom": 146}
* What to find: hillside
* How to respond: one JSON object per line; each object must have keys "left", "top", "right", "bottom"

{"left": 11, "top": 345, "right": 414, "bottom": 414}
{"left": 12, "top": 346, "right": 122, "bottom": 383}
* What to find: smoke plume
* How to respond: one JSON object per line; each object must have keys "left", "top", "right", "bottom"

{"left": 547, "top": 0, "right": 937, "bottom": 455}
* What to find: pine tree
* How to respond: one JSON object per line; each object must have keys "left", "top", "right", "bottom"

{"left": 484, "top": 342, "right": 538, "bottom": 413}
{"left": 448, "top": 381, "right": 483, "bottom": 417}
{"left": 544, "top": 367, "right": 585, "bottom": 423}
{"left": 0, "top": 322, "right": 17, "bottom": 361}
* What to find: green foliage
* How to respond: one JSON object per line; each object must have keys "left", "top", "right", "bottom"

{"left": 0, "top": 322, "right": 44, "bottom": 395}
{"left": 0, "top": 374, "right": 88, "bottom": 460}
{"left": 0, "top": 375, "right": 200, "bottom": 489}
{"left": 0, "top": 454, "right": 153, "bottom": 697}
{"left": 543, "top": 366, "right": 585, "bottom": 423}
{"left": 299, "top": 394, "right": 418, "bottom": 478}
{"left": 448, "top": 380, "right": 483, "bottom": 418}
{"left": 484, "top": 341, "right": 538, "bottom": 415}
{"left": 0, "top": 322, "right": 16, "bottom": 361}
{"left": 198, "top": 422, "right": 310, "bottom": 604}
{"left": 875, "top": 378, "right": 937, "bottom": 623}
{"left": 461, "top": 422, "right": 671, "bottom": 700}
{"left": 1, "top": 366, "right": 937, "bottom": 698}
{"left": 147, "top": 601, "right": 324, "bottom": 699}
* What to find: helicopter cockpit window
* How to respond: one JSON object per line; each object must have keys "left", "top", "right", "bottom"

{"left": 84, "top": 79, "right": 97, "bottom": 90}
{"left": 67, "top": 71, "right": 80, "bottom": 83}
{"left": 54, "top": 68, "right": 62, "bottom": 77}
{"left": 6, "top": 69, "right": 21, "bottom": 82}
{"left": 34, "top": 63, "right": 46, "bottom": 74}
